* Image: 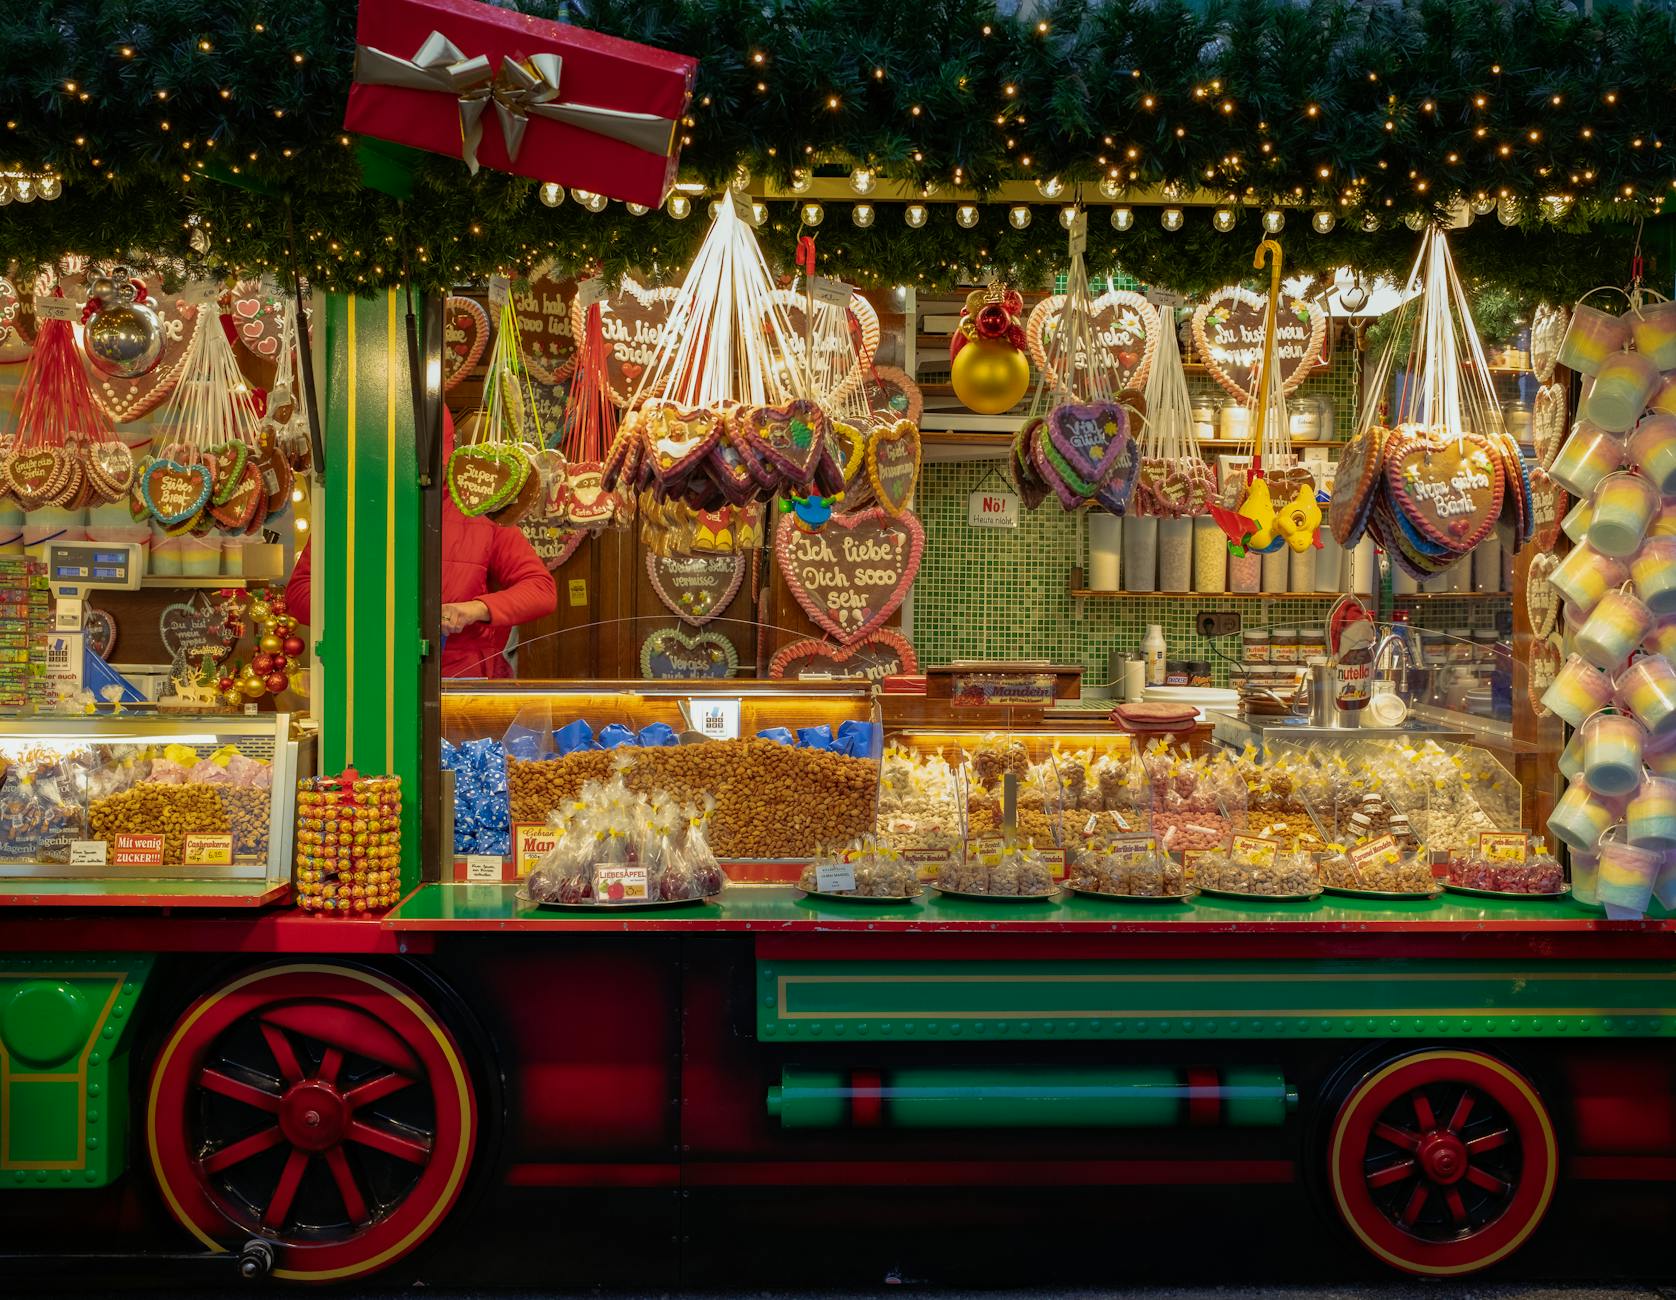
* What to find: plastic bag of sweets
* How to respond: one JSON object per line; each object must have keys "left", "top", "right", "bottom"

{"left": 440, "top": 736, "right": 511, "bottom": 856}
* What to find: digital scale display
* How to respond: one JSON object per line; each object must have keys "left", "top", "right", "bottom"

{"left": 47, "top": 542, "right": 142, "bottom": 591}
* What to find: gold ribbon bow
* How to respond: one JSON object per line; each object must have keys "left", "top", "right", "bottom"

{"left": 355, "top": 31, "right": 678, "bottom": 176}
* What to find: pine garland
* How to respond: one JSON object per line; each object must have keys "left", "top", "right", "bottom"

{"left": 0, "top": 0, "right": 1671, "bottom": 295}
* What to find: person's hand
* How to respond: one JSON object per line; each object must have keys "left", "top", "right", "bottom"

{"left": 440, "top": 600, "right": 489, "bottom": 635}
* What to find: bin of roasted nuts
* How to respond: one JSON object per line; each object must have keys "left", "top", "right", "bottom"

{"left": 294, "top": 770, "right": 402, "bottom": 914}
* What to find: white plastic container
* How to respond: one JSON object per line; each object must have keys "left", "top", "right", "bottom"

{"left": 1193, "top": 517, "right": 1226, "bottom": 593}
{"left": 1158, "top": 518, "right": 1192, "bottom": 591}
{"left": 1088, "top": 513, "right": 1121, "bottom": 590}
{"left": 1261, "top": 546, "right": 1289, "bottom": 592}
{"left": 1124, "top": 516, "right": 1158, "bottom": 592}
{"left": 1473, "top": 534, "right": 1504, "bottom": 592}
{"left": 1288, "top": 547, "right": 1316, "bottom": 593}
{"left": 1348, "top": 538, "right": 1377, "bottom": 595}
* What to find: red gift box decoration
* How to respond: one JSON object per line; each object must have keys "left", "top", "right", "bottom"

{"left": 345, "top": 0, "right": 697, "bottom": 207}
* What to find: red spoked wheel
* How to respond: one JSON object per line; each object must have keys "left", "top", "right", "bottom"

{"left": 148, "top": 964, "right": 476, "bottom": 1284}
{"left": 1327, "top": 1049, "right": 1556, "bottom": 1277}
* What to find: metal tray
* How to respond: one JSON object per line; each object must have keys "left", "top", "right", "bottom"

{"left": 797, "top": 888, "right": 922, "bottom": 904}
{"left": 1196, "top": 885, "right": 1323, "bottom": 902}
{"left": 930, "top": 884, "right": 1061, "bottom": 902}
{"left": 1443, "top": 882, "right": 1571, "bottom": 900}
{"left": 1066, "top": 885, "right": 1195, "bottom": 903}
{"left": 1322, "top": 884, "right": 1443, "bottom": 901}
{"left": 516, "top": 890, "right": 720, "bottom": 911}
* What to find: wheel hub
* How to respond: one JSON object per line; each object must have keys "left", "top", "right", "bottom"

{"left": 1416, "top": 1130, "right": 1468, "bottom": 1184}
{"left": 278, "top": 1080, "right": 348, "bottom": 1151}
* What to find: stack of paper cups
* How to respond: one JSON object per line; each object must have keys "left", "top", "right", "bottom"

{"left": 1088, "top": 513, "right": 1121, "bottom": 590}
{"left": 1124, "top": 516, "right": 1158, "bottom": 592}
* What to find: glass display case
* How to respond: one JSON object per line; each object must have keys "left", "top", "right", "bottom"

{"left": 0, "top": 713, "right": 308, "bottom": 889}
{"left": 439, "top": 681, "right": 881, "bottom": 871}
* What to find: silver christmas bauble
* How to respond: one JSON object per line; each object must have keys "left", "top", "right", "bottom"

{"left": 84, "top": 297, "right": 164, "bottom": 378}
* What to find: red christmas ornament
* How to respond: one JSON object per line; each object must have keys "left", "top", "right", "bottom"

{"left": 264, "top": 671, "right": 289, "bottom": 694}
{"left": 974, "top": 302, "right": 1011, "bottom": 340}
{"left": 218, "top": 676, "right": 234, "bottom": 691}
{"left": 282, "top": 634, "right": 305, "bottom": 658}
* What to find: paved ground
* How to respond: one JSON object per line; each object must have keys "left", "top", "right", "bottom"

{"left": 22, "top": 1288, "right": 1676, "bottom": 1299}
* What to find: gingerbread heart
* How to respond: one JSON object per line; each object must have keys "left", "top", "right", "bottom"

{"left": 209, "top": 461, "right": 263, "bottom": 531}
{"left": 515, "top": 265, "right": 580, "bottom": 386}
{"left": 771, "top": 288, "right": 882, "bottom": 408}
{"left": 573, "top": 276, "right": 680, "bottom": 406}
{"left": 1093, "top": 436, "right": 1141, "bottom": 515}
{"left": 647, "top": 550, "right": 746, "bottom": 627}
{"left": 1384, "top": 428, "right": 1503, "bottom": 553}
{"left": 776, "top": 508, "right": 924, "bottom": 645}
{"left": 1047, "top": 401, "right": 1130, "bottom": 490}
{"left": 867, "top": 419, "right": 921, "bottom": 518}
{"left": 1191, "top": 286, "right": 1325, "bottom": 405}
{"left": 489, "top": 459, "right": 544, "bottom": 528}
{"left": 143, "top": 457, "right": 212, "bottom": 526}
{"left": 4, "top": 445, "right": 76, "bottom": 510}
{"left": 643, "top": 402, "right": 722, "bottom": 487}
{"left": 566, "top": 462, "right": 614, "bottom": 530}
{"left": 602, "top": 410, "right": 644, "bottom": 491}
{"left": 1030, "top": 429, "right": 1088, "bottom": 511}
{"left": 769, "top": 629, "right": 918, "bottom": 682}
{"left": 1011, "top": 420, "right": 1051, "bottom": 510}
{"left": 739, "top": 400, "right": 826, "bottom": 487}
{"left": 639, "top": 626, "right": 738, "bottom": 679}
{"left": 1026, "top": 290, "right": 1160, "bottom": 393}
{"left": 83, "top": 439, "right": 135, "bottom": 503}
{"left": 1328, "top": 424, "right": 1384, "bottom": 546}
{"left": 861, "top": 364, "right": 924, "bottom": 426}
{"left": 447, "top": 444, "right": 527, "bottom": 516}
{"left": 209, "top": 441, "right": 251, "bottom": 505}
{"left": 443, "top": 295, "right": 490, "bottom": 392}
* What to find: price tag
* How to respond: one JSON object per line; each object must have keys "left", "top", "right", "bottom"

{"left": 728, "top": 189, "right": 756, "bottom": 224}
{"left": 1479, "top": 831, "right": 1529, "bottom": 863}
{"left": 690, "top": 697, "right": 740, "bottom": 741}
{"left": 465, "top": 853, "right": 502, "bottom": 883}
{"left": 1146, "top": 288, "right": 1187, "bottom": 308}
{"left": 1066, "top": 208, "right": 1088, "bottom": 256}
{"left": 567, "top": 578, "right": 588, "bottom": 607}
{"left": 1037, "top": 847, "right": 1068, "bottom": 880}
{"left": 1110, "top": 810, "right": 1134, "bottom": 832}
{"left": 1230, "top": 834, "right": 1280, "bottom": 869}
{"left": 901, "top": 847, "right": 951, "bottom": 881}
{"left": 513, "top": 823, "right": 560, "bottom": 877}
{"left": 1348, "top": 834, "right": 1399, "bottom": 869}
{"left": 487, "top": 275, "right": 511, "bottom": 309}
{"left": 69, "top": 840, "right": 107, "bottom": 867}
{"left": 595, "top": 864, "right": 650, "bottom": 903}
{"left": 112, "top": 833, "right": 165, "bottom": 867}
{"left": 815, "top": 861, "right": 857, "bottom": 892}
{"left": 810, "top": 275, "right": 853, "bottom": 308}
{"left": 182, "top": 833, "right": 234, "bottom": 866}
{"left": 32, "top": 297, "right": 78, "bottom": 322}
{"left": 575, "top": 277, "right": 608, "bottom": 310}
{"left": 1083, "top": 813, "right": 1100, "bottom": 836}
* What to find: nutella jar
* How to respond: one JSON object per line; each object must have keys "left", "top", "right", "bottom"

{"left": 1298, "top": 626, "right": 1327, "bottom": 662}
{"left": 1242, "top": 628, "right": 1271, "bottom": 663}
{"left": 1447, "top": 628, "right": 1475, "bottom": 664}
{"left": 1271, "top": 628, "right": 1300, "bottom": 665}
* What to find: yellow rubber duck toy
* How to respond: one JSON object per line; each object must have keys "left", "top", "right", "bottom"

{"left": 1239, "top": 477, "right": 1281, "bottom": 551}
{"left": 1275, "top": 483, "right": 1324, "bottom": 552}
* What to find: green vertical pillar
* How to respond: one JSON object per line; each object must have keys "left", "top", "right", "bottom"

{"left": 319, "top": 291, "right": 423, "bottom": 890}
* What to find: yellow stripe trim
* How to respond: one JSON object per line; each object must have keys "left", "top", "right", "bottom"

{"left": 385, "top": 289, "right": 398, "bottom": 769}
{"left": 344, "top": 296, "right": 357, "bottom": 764}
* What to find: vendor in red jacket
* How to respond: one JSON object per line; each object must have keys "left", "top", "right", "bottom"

{"left": 284, "top": 410, "right": 558, "bottom": 678}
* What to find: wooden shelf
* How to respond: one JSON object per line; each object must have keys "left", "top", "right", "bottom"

{"left": 1393, "top": 591, "right": 1512, "bottom": 600}
{"left": 139, "top": 576, "right": 265, "bottom": 589}
{"left": 1071, "top": 589, "right": 1345, "bottom": 600}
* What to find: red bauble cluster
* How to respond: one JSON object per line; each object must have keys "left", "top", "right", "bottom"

{"left": 948, "top": 287, "right": 1026, "bottom": 363}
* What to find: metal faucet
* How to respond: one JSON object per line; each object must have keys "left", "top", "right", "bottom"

{"left": 1371, "top": 628, "right": 1414, "bottom": 698}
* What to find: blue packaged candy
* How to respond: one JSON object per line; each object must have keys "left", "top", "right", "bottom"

{"left": 756, "top": 727, "right": 795, "bottom": 746}
{"left": 553, "top": 720, "right": 599, "bottom": 755}
{"left": 503, "top": 722, "right": 545, "bottom": 761}
{"left": 836, "top": 720, "right": 877, "bottom": 759}
{"left": 796, "top": 724, "right": 834, "bottom": 751}
{"left": 598, "top": 723, "right": 639, "bottom": 749}
{"left": 440, "top": 737, "right": 511, "bottom": 855}
{"left": 639, "top": 723, "right": 678, "bottom": 747}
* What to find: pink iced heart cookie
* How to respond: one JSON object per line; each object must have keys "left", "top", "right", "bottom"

{"left": 1047, "top": 400, "right": 1131, "bottom": 490}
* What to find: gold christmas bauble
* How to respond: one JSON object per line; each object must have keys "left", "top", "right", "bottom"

{"left": 249, "top": 601, "right": 272, "bottom": 624}
{"left": 220, "top": 688, "right": 244, "bottom": 709}
{"left": 259, "top": 634, "right": 282, "bottom": 654}
{"left": 240, "top": 675, "right": 267, "bottom": 700}
{"left": 951, "top": 338, "right": 1031, "bottom": 414}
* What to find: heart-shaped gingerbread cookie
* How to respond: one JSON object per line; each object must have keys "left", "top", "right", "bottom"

{"left": 1046, "top": 401, "right": 1131, "bottom": 490}
{"left": 643, "top": 402, "right": 722, "bottom": 487}
{"left": 867, "top": 419, "right": 921, "bottom": 518}
{"left": 447, "top": 444, "right": 528, "bottom": 516}
{"left": 738, "top": 400, "right": 827, "bottom": 487}
{"left": 143, "top": 457, "right": 213, "bottom": 527}
{"left": 1191, "top": 286, "right": 1325, "bottom": 405}
{"left": 1384, "top": 428, "right": 1504, "bottom": 553}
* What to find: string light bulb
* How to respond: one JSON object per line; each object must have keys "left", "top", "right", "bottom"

{"left": 904, "top": 203, "right": 928, "bottom": 228}
{"left": 539, "top": 182, "right": 565, "bottom": 207}
{"left": 851, "top": 202, "right": 875, "bottom": 228}
{"left": 1470, "top": 194, "right": 1496, "bottom": 215}
{"left": 1111, "top": 206, "right": 1134, "bottom": 232}
{"left": 1261, "top": 209, "right": 1285, "bottom": 233}
{"left": 1008, "top": 205, "right": 1032, "bottom": 229}
{"left": 789, "top": 169, "right": 812, "bottom": 194}
{"left": 955, "top": 204, "right": 979, "bottom": 228}
{"left": 1212, "top": 207, "right": 1236, "bottom": 232}
{"left": 1098, "top": 175, "right": 1123, "bottom": 199}
{"left": 1497, "top": 195, "right": 1522, "bottom": 225}
{"left": 1160, "top": 207, "right": 1183, "bottom": 231}
{"left": 1036, "top": 176, "right": 1065, "bottom": 199}
{"left": 849, "top": 167, "right": 876, "bottom": 194}
{"left": 1311, "top": 209, "right": 1335, "bottom": 233}
{"left": 666, "top": 194, "right": 691, "bottom": 219}
{"left": 801, "top": 201, "right": 825, "bottom": 226}
{"left": 1059, "top": 205, "right": 1081, "bottom": 229}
